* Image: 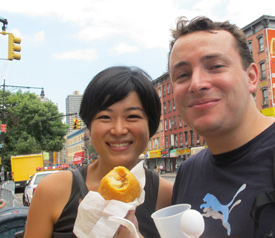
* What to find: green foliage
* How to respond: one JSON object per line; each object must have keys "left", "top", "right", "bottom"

{"left": 0, "top": 90, "right": 69, "bottom": 172}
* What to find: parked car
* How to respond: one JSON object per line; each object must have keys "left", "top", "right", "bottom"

{"left": 22, "top": 170, "right": 59, "bottom": 206}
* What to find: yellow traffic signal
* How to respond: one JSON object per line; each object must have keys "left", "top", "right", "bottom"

{"left": 8, "top": 33, "right": 21, "bottom": 60}
{"left": 76, "top": 120, "right": 81, "bottom": 129}
{"left": 72, "top": 118, "right": 78, "bottom": 129}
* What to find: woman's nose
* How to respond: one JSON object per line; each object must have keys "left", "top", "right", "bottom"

{"left": 110, "top": 120, "right": 128, "bottom": 136}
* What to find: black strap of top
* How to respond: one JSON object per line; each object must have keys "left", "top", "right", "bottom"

{"left": 250, "top": 152, "right": 275, "bottom": 238}
{"left": 72, "top": 169, "right": 89, "bottom": 199}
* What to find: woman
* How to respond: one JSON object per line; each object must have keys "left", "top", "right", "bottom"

{"left": 24, "top": 66, "right": 173, "bottom": 238}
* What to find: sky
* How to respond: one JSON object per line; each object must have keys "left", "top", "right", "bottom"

{"left": 0, "top": 0, "right": 274, "bottom": 117}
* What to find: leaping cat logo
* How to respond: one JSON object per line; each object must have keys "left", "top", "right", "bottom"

{"left": 200, "top": 184, "right": 246, "bottom": 236}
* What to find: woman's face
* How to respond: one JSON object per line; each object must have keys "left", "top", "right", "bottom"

{"left": 90, "top": 91, "right": 149, "bottom": 168}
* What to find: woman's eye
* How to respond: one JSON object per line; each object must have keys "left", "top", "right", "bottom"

{"left": 98, "top": 115, "right": 110, "bottom": 119}
{"left": 128, "top": 114, "right": 141, "bottom": 119}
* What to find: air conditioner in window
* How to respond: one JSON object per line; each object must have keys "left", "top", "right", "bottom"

{"left": 262, "top": 100, "right": 268, "bottom": 105}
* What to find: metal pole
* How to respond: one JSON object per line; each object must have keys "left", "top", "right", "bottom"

{"left": 1, "top": 79, "right": 5, "bottom": 182}
{"left": 83, "top": 146, "right": 89, "bottom": 164}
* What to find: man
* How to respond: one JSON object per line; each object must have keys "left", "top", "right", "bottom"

{"left": 169, "top": 16, "right": 275, "bottom": 237}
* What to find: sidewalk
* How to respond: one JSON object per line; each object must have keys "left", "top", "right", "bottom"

{"left": 159, "top": 172, "right": 177, "bottom": 178}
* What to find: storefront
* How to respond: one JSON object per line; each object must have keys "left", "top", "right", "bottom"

{"left": 145, "top": 149, "right": 161, "bottom": 170}
{"left": 73, "top": 151, "right": 85, "bottom": 165}
{"left": 190, "top": 146, "right": 205, "bottom": 156}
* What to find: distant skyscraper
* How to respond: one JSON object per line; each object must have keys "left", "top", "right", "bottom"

{"left": 66, "top": 91, "right": 83, "bottom": 134}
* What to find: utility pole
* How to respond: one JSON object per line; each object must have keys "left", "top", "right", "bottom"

{"left": 0, "top": 80, "right": 5, "bottom": 182}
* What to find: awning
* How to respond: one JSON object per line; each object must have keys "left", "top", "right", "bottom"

{"left": 145, "top": 149, "right": 161, "bottom": 159}
{"left": 170, "top": 148, "right": 191, "bottom": 157}
{"left": 73, "top": 151, "right": 85, "bottom": 164}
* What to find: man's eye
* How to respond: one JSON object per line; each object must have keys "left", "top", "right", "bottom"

{"left": 177, "top": 73, "right": 189, "bottom": 79}
{"left": 210, "top": 64, "right": 224, "bottom": 70}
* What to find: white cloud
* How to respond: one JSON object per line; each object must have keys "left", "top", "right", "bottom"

{"left": 1, "top": 0, "right": 274, "bottom": 51}
{"left": 53, "top": 49, "right": 97, "bottom": 61}
{"left": 112, "top": 42, "right": 139, "bottom": 55}
{"left": 23, "top": 31, "right": 46, "bottom": 47}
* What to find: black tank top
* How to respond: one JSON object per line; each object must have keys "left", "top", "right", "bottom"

{"left": 52, "top": 166, "right": 160, "bottom": 238}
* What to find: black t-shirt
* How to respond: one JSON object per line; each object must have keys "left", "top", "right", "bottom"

{"left": 53, "top": 166, "right": 161, "bottom": 237}
{"left": 173, "top": 123, "right": 275, "bottom": 237}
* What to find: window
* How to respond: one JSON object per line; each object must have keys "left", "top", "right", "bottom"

{"left": 179, "top": 133, "right": 183, "bottom": 147}
{"left": 158, "top": 87, "right": 161, "bottom": 97}
{"left": 175, "top": 134, "right": 178, "bottom": 147}
{"left": 262, "top": 88, "right": 268, "bottom": 107}
{"left": 179, "top": 115, "right": 182, "bottom": 128}
{"left": 170, "top": 134, "right": 174, "bottom": 146}
{"left": 167, "top": 83, "right": 171, "bottom": 94}
{"left": 165, "top": 136, "right": 169, "bottom": 148}
{"left": 168, "top": 100, "right": 171, "bottom": 112}
{"left": 160, "top": 120, "right": 163, "bottom": 132}
{"left": 173, "top": 98, "right": 176, "bottom": 110}
{"left": 169, "top": 117, "right": 172, "bottom": 130}
{"left": 163, "top": 85, "right": 166, "bottom": 96}
{"left": 248, "top": 40, "right": 253, "bottom": 54}
{"left": 258, "top": 35, "right": 264, "bottom": 52}
{"left": 196, "top": 134, "right": 200, "bottom": 145}
{"left": 184, "top": 131, "right": 188, "bottom": 146}
{"left": 173, "top": 116, "right": 177, "bottom": 129}
{"left": 163, "top": 102, "right": 167, "bottom": 114}
{"left": 164, "top": 119, "right": 167, "bottom": 131}
{"left": 259, "top": 61, "right": 266, "bottom": 80}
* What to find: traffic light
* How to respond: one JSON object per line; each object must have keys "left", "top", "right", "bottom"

{"left": 76, "top": 120, "right": 81, "bottom": 129}
{"left": 72, "top": 118, "right": 78, "bottom": 129}
{"left": 8, "top": 33, "right": 21, "bottom": 60}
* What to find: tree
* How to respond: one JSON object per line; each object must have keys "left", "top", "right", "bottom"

{"left": 0, "top": 90, "right": 69, "bottom": 172}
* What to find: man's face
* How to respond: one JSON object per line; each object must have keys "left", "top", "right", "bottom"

{"left": 169, "top": 30, "right": 256, "bottom": 138}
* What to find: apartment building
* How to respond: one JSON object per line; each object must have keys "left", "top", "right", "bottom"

{"left": 242, "top": 15, "right": 275, "bottom": 115}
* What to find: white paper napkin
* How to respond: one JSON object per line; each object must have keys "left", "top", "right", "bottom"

{"left": 73, "top": 161, "right": 146, "bottom": 238}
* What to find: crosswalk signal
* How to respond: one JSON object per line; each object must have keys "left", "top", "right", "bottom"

{"left": 72, "top": 118, "right": 78, "bottom": 129}
{"left": 76, "top": 120, "right": 81, "bottom": 129}
{"left": 8, "top": 33, "right": 21, "bottom": 60}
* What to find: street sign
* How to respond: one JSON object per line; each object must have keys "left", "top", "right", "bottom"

{"left": 0, "top": 124, "right": 6, "bottom": 133}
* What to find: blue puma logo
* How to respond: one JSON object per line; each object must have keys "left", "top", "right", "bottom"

{"left": 200, "top": 184, "right": 246, "bottom": 236}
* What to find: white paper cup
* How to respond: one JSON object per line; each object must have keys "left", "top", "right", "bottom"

{"left": 151, "top": 204, "right": 191, "bottom": 238}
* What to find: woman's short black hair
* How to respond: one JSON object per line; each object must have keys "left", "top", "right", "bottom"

{"left": 79, "top": 66, "right": 161, "bottom": 138}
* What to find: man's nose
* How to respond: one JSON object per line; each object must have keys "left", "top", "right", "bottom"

{"left": 188, "top": 69, "right": 210, "bottom": 93}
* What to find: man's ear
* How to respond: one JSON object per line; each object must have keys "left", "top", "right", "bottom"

{"left": 247, "top": 63, "right": 259, "bottom": 94}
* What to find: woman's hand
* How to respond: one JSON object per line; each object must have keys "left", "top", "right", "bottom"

{"left": 113, "top": 210, "right": 144, "bottom": 238}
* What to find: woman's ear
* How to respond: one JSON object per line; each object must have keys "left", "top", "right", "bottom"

{"left": 247, "top": 63, "right": 259, "bottom": 94}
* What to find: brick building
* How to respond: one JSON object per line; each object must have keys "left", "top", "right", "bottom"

{"left": 242, "top": 15, "right": 275, "bottom": 115}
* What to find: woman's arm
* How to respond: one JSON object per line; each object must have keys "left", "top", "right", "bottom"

{"left": 24, "top": 171, "right": 72, "bottom": 238}
{"left": 156, "top": 177, "right": 173, "bottom": 210}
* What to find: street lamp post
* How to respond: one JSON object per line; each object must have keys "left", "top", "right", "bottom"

{"left": 0, "top": 79, "right": 45, "bottom": 182}
{"left": 82, "top": 146, "right": 89, "bottom": 165}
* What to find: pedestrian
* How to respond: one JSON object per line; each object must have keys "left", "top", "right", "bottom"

{"left": 175, "top": 163, "right": 178, "bottom": 173}
{"left": 169, "top": 16, "right": 275, "bottom": 237}
{"left": 157, "top": 165, "right": 160, "bottom": 174}
{"left": 24, "top": 66, "right": 173, "bottom": 238}
{"left": 159, "top": 164, "right": 163, "bottom": 174}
